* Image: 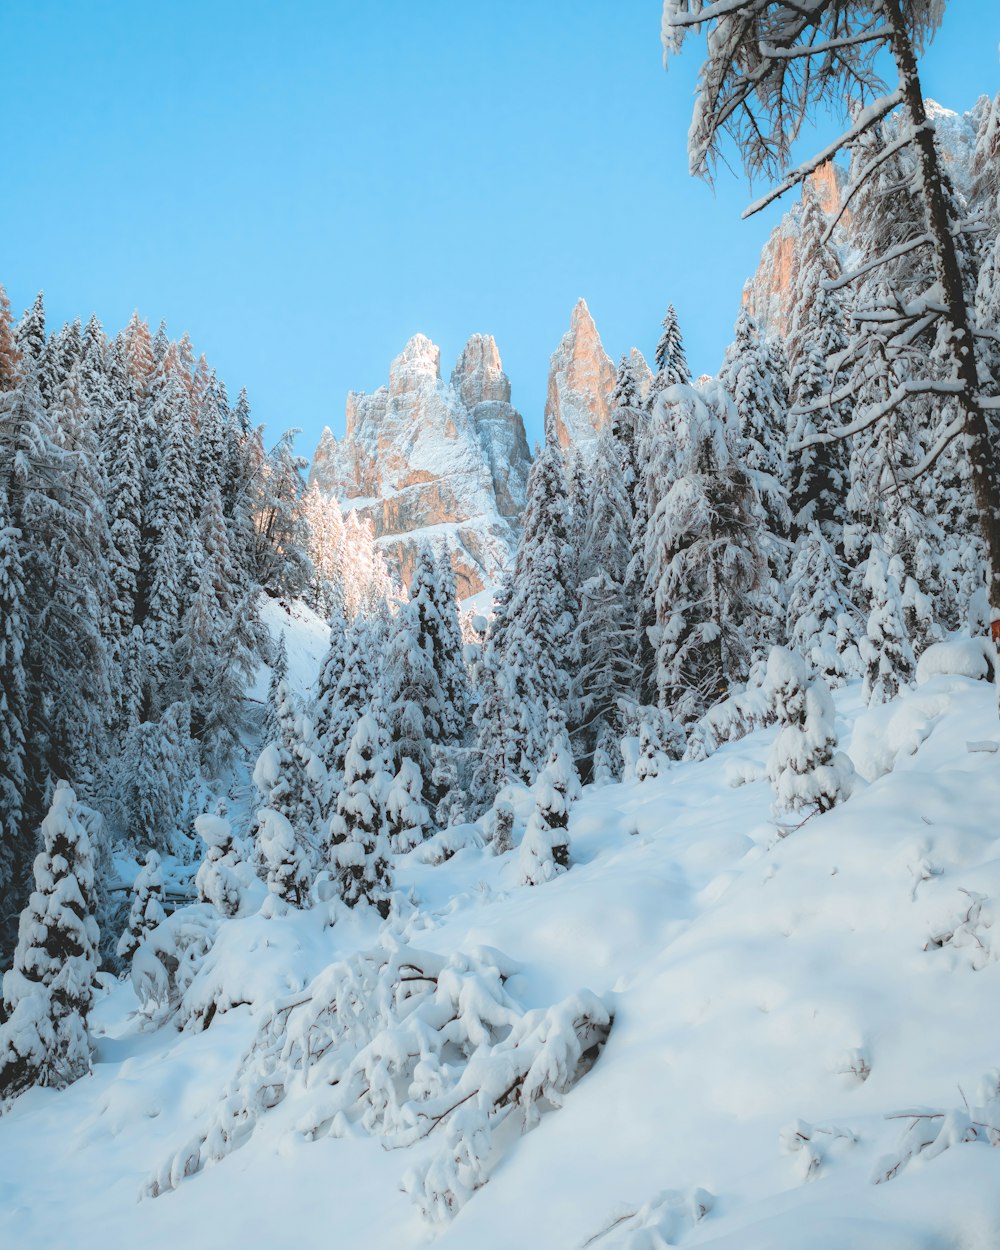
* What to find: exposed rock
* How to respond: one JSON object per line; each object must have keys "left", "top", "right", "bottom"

{"left": 741, "top": 164, "right": 850, "bottom": 339}
{"left": 544, "top": 298, "right": 617, "bottom": 451}
{"left": 741, "top": 101, "right": 982, "bottom": 341}
{"left": 310, "top": 333, "right": 531, "bottom": 600}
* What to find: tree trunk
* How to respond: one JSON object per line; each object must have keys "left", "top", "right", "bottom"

{"left": 881, "top": 0, "right": 1000, "bottom": 618}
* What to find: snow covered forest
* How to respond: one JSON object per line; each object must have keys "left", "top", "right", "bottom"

{"left": 3, "top": 3, "right": 1000, "bottom": 1247}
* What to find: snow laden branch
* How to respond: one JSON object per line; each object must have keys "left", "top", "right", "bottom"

{"left": 792, "top": 380, "right": 965, "bottom": 449}
{"left": 873, "top": 1069, "right": 1000, "bottom": 1184}
{"left": 743, "top": 91, "right": 905, "bottom": 218}
{"left": 144, "top": 942, "right": 612, "bottom": 1222}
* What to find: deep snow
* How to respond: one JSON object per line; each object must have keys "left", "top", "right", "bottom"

{"left": 3, "top": 612, "right": 1000, "bottom": 1249}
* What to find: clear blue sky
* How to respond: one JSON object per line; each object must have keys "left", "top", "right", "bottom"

{"left": 2, "top": 1, "right": 996, "bottom": 456}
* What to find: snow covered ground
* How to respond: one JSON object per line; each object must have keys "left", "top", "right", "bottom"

{"left": 3, "top": 616, "right": 1000, "bottom": 1249}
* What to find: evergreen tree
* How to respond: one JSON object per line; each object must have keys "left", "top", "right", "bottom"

{"left": 102, "top": 343, "right": 143, "bottom": 692}
{"left": 328, "top": 712, "right": 393, "bottom": 917}
{"left": 720, "top": 309, "right": 791, "bottom": 560}
{"left": 118, "top": 705, "right": 191, "bottom": 852}
{"left": 262, "top": 632, "right": 289, "bottom": 749}
{"left": 785, "top": 185, "right": 851, "bottom": 545}
{"left": 383, "top": 545, "right": 467, "bottom": 790}
{"left": 592, "top": 722, "right": 620, "bottom": 785}
{"left": 860, "top": 541, "right": 915, "bottom": 706}
{"left": 15, "top": 292, "right": 46, "bottom": 366}
{"left": 256, "top": 808, "right": 313, "bottom": 907}
{"left": 573, "top": 430, "right": 637, "bottom": 766}
{"left": 649, "top": 303, "right": 691, "bottom": 410}
{"left": 0, "top": 493, "right": 28, "bottom": 907}
{"left": 0, "top": 782, "right": 99, "bottom": 1098}
{"left": 143, "top": 373, "right": 197, "bottom": 707}
{"left": 254, "top": 678, "right": 320, "bottom": 849}
{"left": 194, "top": 814, "right": 250, "bottom": 919}
{"left": 644, "top": 382, "right": 768, "bottom": 726}
{"left": 494, "top": 446, "right": 578, "bottom": 780}
{"left": 321, "top": 612, "right": 379, "bottom": 787}
{"left": 249, "top": 431, "right": 312, "bottom": 598}
{"left": 173, "top": 487, "right": 258, "bottom": 772}
{"left": 518, "top": 712, "right": 579, "bottom": 887}
{"left": 116, "top": 851, "right": 166, "bottom": 963}
{"left": 385, "top": 758, "right": 431, "bottom": 853}
{"left": 787, "top": 524, "right": 861, "bottom": 687}
{"left": 766, "top": 647, "right": 855, "bottom": 818}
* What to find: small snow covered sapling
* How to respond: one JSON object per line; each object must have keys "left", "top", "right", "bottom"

{"left": 194, "top": 813, "right": 251, "bottom": 918}
{"left": 489, "top": 796, "right": 515, "bottom": 856}
{"left": 385, "top": 757, "right": 430, "bottom": 854}
{"left": 592, "top": 722, "right": 620, "bottom": 785}
{"left": 635, "top": 718, "right": 663, "bottom": 782}
{"left": 766, "top": 647, "right": 855, "bottom": 820}
{"left": 860, "top": 545, "right": 915, "bottom": 706}
{"left": 117, "top": 850, "right": 167, "bottom": 962}
{"left": 519, "top": 715, "right": 580, "bottom": 886}
{"left": 255, "top": 808, "right": 313, "bottom": 907}
{"left": 0, "top": 781, "right": 100, "bottom": 1100}
{"left": 328, "top": 712, "right": 394, "bottom": 917}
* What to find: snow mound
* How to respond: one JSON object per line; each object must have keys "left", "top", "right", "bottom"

{"left": 915, "top": 637, "right": 996, "bottom": 686}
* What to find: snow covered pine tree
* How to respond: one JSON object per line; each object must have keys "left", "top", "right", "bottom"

{"left": 0, "top": 782, "right": 100, "bottom": 1099}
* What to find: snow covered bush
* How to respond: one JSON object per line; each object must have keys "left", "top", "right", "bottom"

{"left": 0, "top": 782, "right": 99, "bottom": 1100}
{"left": 145, "top": 942, "right": 612, "bottom": 1221}
{"left": 194, "top": 813, "right": 254, "bottom": 918}
{"left": 117, "top": 850, "right": 166, "bottom": 963}
{"left": 129, "top": 906, "right": 220, "bottom": 1025}
{"left": 915, "top": 637, "right": 997, "bottom": 686}
{"left": 766, "top": 647, "right": 855, "bottom": 820}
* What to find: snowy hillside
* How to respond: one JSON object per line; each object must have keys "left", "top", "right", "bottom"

{"left": 3, "top": 605, "right": 1000, "bottom": 1250}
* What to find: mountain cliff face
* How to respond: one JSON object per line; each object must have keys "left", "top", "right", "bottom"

{"left": 742, "top": 100, "right": 984, "bottom": 340}
{"left": 544, "top": 298, "right": 617, "bottom": 451}
{"left": 309, "top": 333, "right": 531, "bottom": 600}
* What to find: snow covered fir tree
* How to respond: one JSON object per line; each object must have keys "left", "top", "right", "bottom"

{"left": 2, "top": 4, "right": 1000, "bottom": 1248}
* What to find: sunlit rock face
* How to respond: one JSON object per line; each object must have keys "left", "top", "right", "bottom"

{"left": 544, "top": 297, "right": 617, "bottom": 452}
{"left": 741, "top": 164, "right": 850, "bottom": 339}
{"left": 741, "top": 101, "right": 983, "bottom": 340}
{"left": 310, "top": 333, "right": 532, "bottom": 600}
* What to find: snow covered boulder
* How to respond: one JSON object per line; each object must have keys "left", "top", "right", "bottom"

{"left": 915, "top": 638, "right": 996, "bottom": 687}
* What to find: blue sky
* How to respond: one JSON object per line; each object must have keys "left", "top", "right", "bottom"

{"left": 2, "top": 2, "right": 996, "bottom": 456}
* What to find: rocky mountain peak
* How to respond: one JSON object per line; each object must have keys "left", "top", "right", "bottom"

{"left": 544, "top": 297, "right": 617, "bottom": 451}
{"left": 310, "top": 333, "right": 531, "bottom": 600}
{"left": 451, "top": 333, "right": 511, "bottom": 408}
{"left": 388, "top": 333, "right": 441, "bottom": 395}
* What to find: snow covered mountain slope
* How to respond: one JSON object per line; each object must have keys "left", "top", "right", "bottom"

{"left": 309, "top": 333, "right": 532, "bottom": 599}
{"left": 3, "top": 607, "right": 1000, "bottom": 1250}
